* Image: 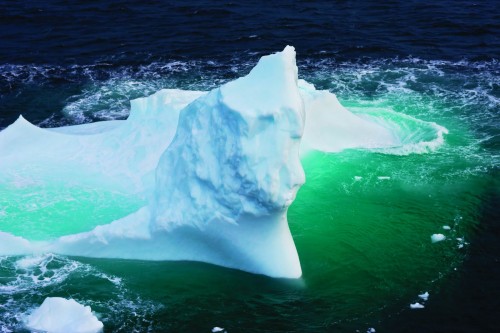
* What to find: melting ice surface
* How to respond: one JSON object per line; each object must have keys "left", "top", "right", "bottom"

{"left": 0, "top": 47, "right": 447, "bottom": 278}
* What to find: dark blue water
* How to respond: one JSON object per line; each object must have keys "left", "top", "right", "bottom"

{"left": 1, "top": 0, "right": 499, "bottom": 64}
{"left": 0, "top": 1, "right": 499, "bottom": 332}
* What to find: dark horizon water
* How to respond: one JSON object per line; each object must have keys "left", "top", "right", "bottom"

{"left": 1, "top": 1, "right": 499, "bottom": 332}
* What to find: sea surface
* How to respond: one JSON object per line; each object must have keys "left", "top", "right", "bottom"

{"left": 0, "top": 0, "right": 499, "bottom": 332}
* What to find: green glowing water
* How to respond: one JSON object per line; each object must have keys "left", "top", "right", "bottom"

{"left": 0, "top": 182, "right": 144, "bottom": 241}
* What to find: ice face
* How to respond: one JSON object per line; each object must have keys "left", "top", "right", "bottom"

{"left": 150, "top": 45, "right": 305, "bottom": 276}
{"left": 24, "top": 297, "right": 103, "bottom": 333}
{"left": 154, "top": 46, "right": 304, "bottom": 229}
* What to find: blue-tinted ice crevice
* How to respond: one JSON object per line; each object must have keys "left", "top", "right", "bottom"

{"left": 0, "top": 47, "right": 447, "bottom": 278}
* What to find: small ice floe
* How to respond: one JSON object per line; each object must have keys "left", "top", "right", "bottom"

{"left": 410, "top": 302, "right": 425, "bottom": 309}
{"left": 418, "top": 292, "right": 429, "bottom": 301}
{"left": 442, "top": 225, "right": 451, "bottom": 230}
{"left": 431, "top": 234, "right": 446, "bottom": 243}
{"left": 456, "top": 237, "right": 467, "bottom": 249}
{"left": 377, "top": 176, "right": 390, "bottom": 180}
{"left": 25, "top": 297, "right": 103, "bottom": 333}
{"left": 354, "top": 176, "right": 363, "bottom": 181}
{"left": 367, "top": 328, "right": 376, "bottom": 333}
{"left": 212, "top": 327, "right": 225, "bottom": 333}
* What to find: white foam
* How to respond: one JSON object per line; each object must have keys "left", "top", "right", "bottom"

{"left": 24, "top": 297, "right": 103, "bottom": 333}
{"left": 377, "top": 176, "right": 391, "bottom": 180}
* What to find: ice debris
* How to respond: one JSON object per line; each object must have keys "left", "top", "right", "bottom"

{"left": 24, "top": 297, "right": 103, "bottom": 333}
{"left": 410, "top": 302, "right": 425, "bottom": 309}
{"left": 418, "top": 292, "right": 429, "bottom": 301}
{"left": 431, "top": 234, "right": 446, "bottom": 243}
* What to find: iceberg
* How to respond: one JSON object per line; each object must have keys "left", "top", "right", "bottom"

{"left": 24, "top": 297, "right": 103, "bottom": 333}
{"left": 0, "top": 46, "right": 446, "bottom": 278}
{"left": 47, "top": 46, "right": 305, "bottom": 278}
{"left": 1, "top": 46, "right": 305, "bottom": 278}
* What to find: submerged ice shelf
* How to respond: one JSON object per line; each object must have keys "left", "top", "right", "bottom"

{"left": 0, "top": 47, "right": 447, "bottom": 278}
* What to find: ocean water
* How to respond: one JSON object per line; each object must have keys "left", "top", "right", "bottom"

{"left": 0, "top": 1, "right": 499, "bottom": 332}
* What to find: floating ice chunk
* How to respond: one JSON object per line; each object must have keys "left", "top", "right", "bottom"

{"left": 410, "top": 302, "right": 425, "bottom": 309}
{"left": 442, "top": 225, "right": 451, "bottom": 230}
{"left": 418, "top": 292, "right": 429, "bottom": 301}
{"left": 431, "top": 234, "right": 446, "bottom": 243}
{"left": 25, "top": 297, "right": 103, "bottom": 333}
{"left": 377, "top": 176, "right": 391, "bottom": 180}
{"left": 212, "top": 327, "right": 225, "bottom": 332}
{"left": 354, "top": 176, "right": 363, "bottom": 181}
{"left": 456, "top": 237, "right": 466, "bottom": 249}
{"left": 367, "top": 328, "right": 376, "bottom": 333}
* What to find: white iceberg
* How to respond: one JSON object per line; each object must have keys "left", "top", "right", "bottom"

{"left": 25, "top": 297, "right": 103, "bottom": 333}
{"left": 0, "top": 46, "right": 448, "bottom": 278}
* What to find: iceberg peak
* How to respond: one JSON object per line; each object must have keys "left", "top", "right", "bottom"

{"left": 151, "top": 46, "right": 305, "bottom": 276}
